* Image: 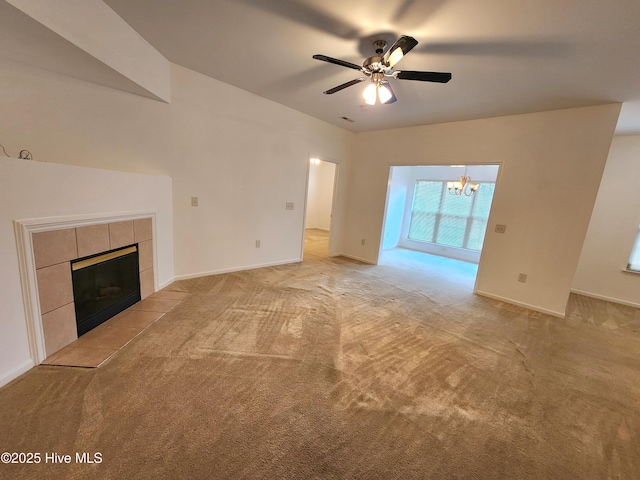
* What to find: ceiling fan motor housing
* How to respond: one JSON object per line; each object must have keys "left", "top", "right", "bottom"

{"left": 363, "top": 56, "right": 388, "bottom": 74}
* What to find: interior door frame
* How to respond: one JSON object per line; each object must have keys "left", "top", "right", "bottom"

{"left": 300, "top": 154, "right": 340, "bottom": 260}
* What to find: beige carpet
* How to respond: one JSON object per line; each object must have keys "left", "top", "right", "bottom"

{"left": 1, "top": 229, "right": 639, "bottom": 479}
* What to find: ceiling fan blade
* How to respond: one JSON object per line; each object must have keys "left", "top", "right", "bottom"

{"left": 313, "top": 54, "right": 363, "bottom": 71}
{"left": 323, "top": 77, "right": 366, "bottom": 95}
{"left": 384, "top": 35, "right": 419, "bottom": 67}
{"left": 396, "top": 70, "right": 452, "bottom": 83}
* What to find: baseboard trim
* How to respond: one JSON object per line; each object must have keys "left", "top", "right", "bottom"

{"left": 571, "top": 289, "right": 640, "bottom": 309}
{"left": 173, "top": 258, "right": 302, "bottom": 281}
{"left": 474, "top": 290, "right": 566, "bottom": 318}
{"left": 332, "top": 253, "right": 376, "bottom": 265}
{"left": 0, "top": 359, "right": 34, "bottom": 389}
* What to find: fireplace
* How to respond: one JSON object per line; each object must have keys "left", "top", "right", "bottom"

{"left": 14, "top": 215, "right": 156, "bottom": 361}
{"left": 72, "top": 244, "right": 141, "bottom": 336}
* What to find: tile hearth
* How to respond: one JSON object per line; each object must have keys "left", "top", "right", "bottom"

{"left": 42, "top": 290, "right": 189, "bottom": 368}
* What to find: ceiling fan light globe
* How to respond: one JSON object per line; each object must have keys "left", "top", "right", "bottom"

{"left": 378, "top": 84, "right": 393, "bottom": 104}
{"left": 363, "top": 83, "right": 377, "bottom": 105}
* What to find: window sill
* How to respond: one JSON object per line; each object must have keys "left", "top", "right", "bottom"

{"left": 623, "top": 268, "right": 640, "bottom": 275}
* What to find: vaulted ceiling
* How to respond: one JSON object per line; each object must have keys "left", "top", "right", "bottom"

{"left": 4, "top": 0, "right": 640, "bottom": 134}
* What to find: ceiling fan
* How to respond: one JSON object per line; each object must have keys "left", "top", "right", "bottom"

{"left": 313, "top": 35, "right": 452, "bottom": 105}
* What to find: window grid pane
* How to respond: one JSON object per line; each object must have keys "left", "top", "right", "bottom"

{"left": 472, "top": 183, "right": 495, "bottom": 219}
{"left": 411, "top": 181, "right": 442, "bottom": 213}
{"left": 441, "top": 190, "right": 473, "bottom": 217}
{"left": 436, "top": 215, "right": 467, "bottom": 247}
{"left": 408, "top": 212, "right": 436, "bottom": 243}
{"left": 467, "top": 218, "right": 488, "bottom": 251}
{"left": 408, "top": 180, "right": 495, "bottom": 252}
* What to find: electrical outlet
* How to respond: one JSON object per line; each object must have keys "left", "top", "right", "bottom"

{"left": 361, "top": 238, "right": 366, "bottom": 246}
{"left": 518, "top": 273, "right": 528, "bottom": 283}
{"left": 191, "top": 196, "right": 198, "bottom": 207}
{"left": 495, "top": 224, "right": 507, "bottom": 234}
{"left": 255, "top": 240, "right": 261, "bottom": 248}
{"left": 285, "top": 202, "right": 294, "bottom": 210}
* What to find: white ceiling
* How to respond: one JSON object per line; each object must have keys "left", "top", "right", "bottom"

{"left": 6, "top": 0, "right": 640, "bottom": 134}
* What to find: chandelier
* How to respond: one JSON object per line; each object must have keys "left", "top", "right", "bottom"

{"left": 447, "top": 169, "right": 479, "bottom": 196}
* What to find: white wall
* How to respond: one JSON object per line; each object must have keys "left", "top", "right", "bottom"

{"left": 306, "top": 160, "right": 336, "bottom": 231}
{"left": 343, "top": 105, "right": 621, "bottom": 316}
{"left": 381, "top": 166, "right": 412, "bottom": 249}
{"left": 572, "top": 135, "right": 640, "bottom": 306}
{"left": 0, "top": 61, "right": 353, "bottom": 280}
{"left": 0, "top": 157, "right": 173, "bottom": 387}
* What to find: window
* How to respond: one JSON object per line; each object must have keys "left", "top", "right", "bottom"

{"left": 627, "top": 227, "right": 640, "bottom": 272}
{"left": 407, "top": 181, "right": 495, "bottom": 251}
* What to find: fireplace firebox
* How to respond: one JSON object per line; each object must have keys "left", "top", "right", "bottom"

{"left": 71, "top": 244, "right": 141, "bottom": 336}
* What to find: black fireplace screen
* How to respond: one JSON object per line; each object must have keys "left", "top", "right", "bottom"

{"left": 71, "top": 244, "right": 141, "bottom": 336}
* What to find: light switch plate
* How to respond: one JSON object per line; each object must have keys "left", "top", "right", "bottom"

{"left": 285, "top": 202, "right": 294, "bottom": 210}
{"left": 191, "top": 196, "right": 198, "bottom": 207}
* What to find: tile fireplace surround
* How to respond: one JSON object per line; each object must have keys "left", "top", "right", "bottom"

{"left": 14, "top": 213, "right": 157, "bottom": 364}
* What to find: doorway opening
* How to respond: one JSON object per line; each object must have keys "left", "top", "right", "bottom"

{"left": 303, "top": 157, "right": 338, "bottom": 258}
{"left": 380, "top": 164, "right": 500, "bottom": 288}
